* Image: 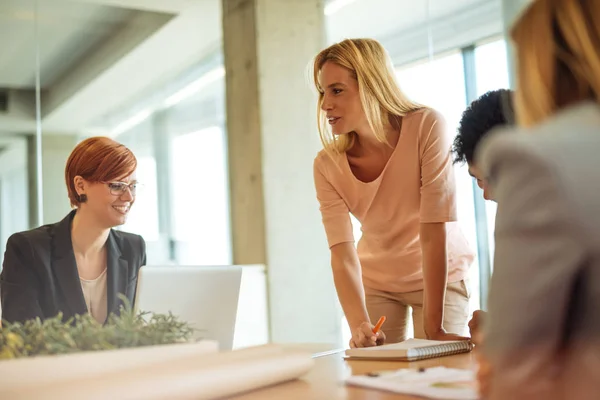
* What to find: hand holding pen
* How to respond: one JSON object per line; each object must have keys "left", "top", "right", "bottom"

{"left": 349, "top": 316, "right": 387, "bottom": 348}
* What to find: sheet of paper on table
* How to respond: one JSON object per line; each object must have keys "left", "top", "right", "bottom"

{"left": 346, "top": 366, "right": 479, "bottom": 400}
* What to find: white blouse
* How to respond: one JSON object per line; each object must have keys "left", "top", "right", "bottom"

{"left": 80, "top": 268, "right": 108, "bottom": 324}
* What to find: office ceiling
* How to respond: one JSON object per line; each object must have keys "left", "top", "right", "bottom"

{"left": 0, "top": 1, "right": 140, "bottom": 89}
{"left": 0, "top": 0, "right": 495, "bottom": 136}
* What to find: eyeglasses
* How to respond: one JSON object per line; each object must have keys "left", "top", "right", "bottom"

{"left": 106, "top": 182, "right": 142, "bottom": 196}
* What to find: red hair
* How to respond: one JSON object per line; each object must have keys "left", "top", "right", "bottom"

{"left": 65, "top": 137, "right": 137, "bottom": 207}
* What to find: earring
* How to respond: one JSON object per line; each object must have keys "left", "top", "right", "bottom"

{"left": 78, "top": 194, "right": 88, "bottom": 203}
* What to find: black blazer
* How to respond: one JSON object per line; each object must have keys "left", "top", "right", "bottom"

{"left": 0, "top": 210, "right": 146, "bottom": 324}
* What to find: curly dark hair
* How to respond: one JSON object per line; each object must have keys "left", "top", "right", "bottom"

{"left": 452, "top": 89, "right": 514, "bottom": 164}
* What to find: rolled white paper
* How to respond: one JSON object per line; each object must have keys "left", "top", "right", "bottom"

{"left": 0, "top": 340, "right": 218, "bottom": 389}
{"left": 0, "top": 344, "right": 315, "bottom": 400}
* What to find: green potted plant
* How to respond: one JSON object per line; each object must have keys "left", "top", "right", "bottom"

{"left": 0, "top": 296, "right": 194, "bottom": 360}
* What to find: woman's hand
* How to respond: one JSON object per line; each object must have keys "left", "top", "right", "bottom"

{"left": 349, "top": 321, "right": 386, "bottom": 348}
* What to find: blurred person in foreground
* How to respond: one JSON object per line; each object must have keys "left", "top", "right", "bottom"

{"left": 474, "top": 0, "right": 600, "bottom": 398}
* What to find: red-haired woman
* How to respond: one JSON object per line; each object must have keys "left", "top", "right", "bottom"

{"left": 0, "top": 137, "right": 146, "bottom": 324}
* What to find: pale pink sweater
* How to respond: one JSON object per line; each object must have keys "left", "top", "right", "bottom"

{"left": 313, "top": 109, "right": 475, "bottom": 293}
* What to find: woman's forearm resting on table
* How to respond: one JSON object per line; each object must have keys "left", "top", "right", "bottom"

{"left": 420, "top": 222, "right": 448, "bottom": 337}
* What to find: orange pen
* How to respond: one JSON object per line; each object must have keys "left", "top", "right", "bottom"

{"left": 372, "top": 316, "right": 386, "bottom": 334}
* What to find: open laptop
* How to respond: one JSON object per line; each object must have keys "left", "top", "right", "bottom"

{"left": 134, "top": 265, "right": 242, "bottom": 351}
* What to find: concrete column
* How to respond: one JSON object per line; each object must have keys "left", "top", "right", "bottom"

{"left": 222, "top": 0, "right": 341, "bottom": 345}
{"left": 26, "top": 134, "right": 40, "bottom": 228}
{"left": 501, "top": 0, "right": 532, "bottom": 89}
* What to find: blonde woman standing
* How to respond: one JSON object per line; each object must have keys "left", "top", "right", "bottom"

{"left": 312, "top": 38, "right": 474, "bottom": 347}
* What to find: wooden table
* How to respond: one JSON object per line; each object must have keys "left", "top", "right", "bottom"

{"left": 231, "top": 346, "right": 476, "bottom": 399}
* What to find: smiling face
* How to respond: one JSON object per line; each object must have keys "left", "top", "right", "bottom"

{"left": 319, "top": 61, "right": 369, "bottom": 136}
{"left": 74, "top": 172, "right": 137, "bottom": 228}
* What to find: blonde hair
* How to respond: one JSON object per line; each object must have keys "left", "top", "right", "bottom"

{"left": 313, "top": 38, "right": 422, "bottom": 154}
{"left": 511, "top": 0, "right": 600, "bottom": 127}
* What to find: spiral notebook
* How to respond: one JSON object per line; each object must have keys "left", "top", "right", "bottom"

{"left": 345, "top": 339, "right": 473, "bottom": 361}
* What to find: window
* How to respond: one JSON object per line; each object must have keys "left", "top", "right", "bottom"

{"left": 474, "top": 38, "right": 511, "bottom": 267}
{"left": 396, "top": 52, "right": 467, "bottom": 129}
{"left": 171, "top": 126, "right": 231, "bottom": 265}
{"left": 120, "top": 156, "right": 160, "bottom": 242}
{"left": 475, "top": 39, "right": 510, "bottom": 96}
